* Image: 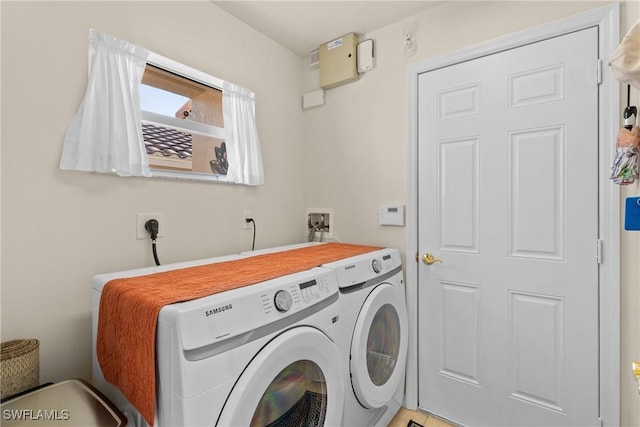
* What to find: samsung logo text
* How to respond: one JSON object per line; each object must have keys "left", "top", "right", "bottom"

{"left": 205, "top": 304, "right": 233, "bottom": 316}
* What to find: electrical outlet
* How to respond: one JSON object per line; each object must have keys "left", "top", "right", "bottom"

{"left": 242, "top": 210, "right": 253, "bottom": 229}
{"left": 136, "top": 213, "right": 164, "bottom": 240}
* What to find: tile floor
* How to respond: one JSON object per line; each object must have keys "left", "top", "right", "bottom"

{"left": 388, "top": 407, "right": 456, "bottom": 427}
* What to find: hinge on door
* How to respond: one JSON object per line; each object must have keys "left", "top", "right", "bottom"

{"left": 597, "top": 59, "right": 603, "bottom": 85}
{"left": 596, "top": 239, "right": 603, "bottom": 264}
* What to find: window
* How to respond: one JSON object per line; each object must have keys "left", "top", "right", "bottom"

{"left": 60, "top": 30, "right": 264, "bottom": 185}
{"left": 140, "top": 60, "right": 228, "bottom": 178}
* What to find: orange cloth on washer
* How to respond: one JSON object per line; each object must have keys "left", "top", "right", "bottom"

{"left": 96, "top": 242, "right": 381, "bottom": 425}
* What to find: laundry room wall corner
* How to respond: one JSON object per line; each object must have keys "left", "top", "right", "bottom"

{"left": 1, "top": 1, "right": 306, "bottom": 386}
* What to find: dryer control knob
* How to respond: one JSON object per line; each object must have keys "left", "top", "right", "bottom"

{"left": 274, "top": 290, "right": 293, "bottom": 312}
{"left": 372, "top": 259, "right": 382, "bottom": 273}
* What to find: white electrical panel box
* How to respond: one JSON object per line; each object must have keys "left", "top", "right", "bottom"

{"left": 379, "top": 205, "right": 405, "bottom": 226}
{"left": 319, "top": 33, "right": 359, "bottom": 90}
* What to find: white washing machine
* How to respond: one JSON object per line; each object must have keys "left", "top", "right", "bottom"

{"left": 92, "top": 258, "right": 345, "bottom": 427}
{"left": 322, "top": 248, "right": 408, "bottom": 427}
{"left": 91, "top": 254, "right": 246, "bottom": 426}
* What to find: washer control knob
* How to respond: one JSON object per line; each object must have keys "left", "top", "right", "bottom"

{"left": 274, "top": 290, "right": 293, "bottom": 312}
{"left": 372, "top": 259, "right": 382, "bottom": 274}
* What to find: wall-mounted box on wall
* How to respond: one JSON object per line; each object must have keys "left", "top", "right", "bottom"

{"left": 302, "top": 89, "right": 325, "bottom": 110}
{"left": 319, "top": 33, "right": 359, "bottom": 90}
{"left": 307, "top": 208, "right": 333, "bottom": 241}
{"left": 379, "top": 205, "right": 405, "bottom": 226}
{"left": 357, "top": 39, "right": 375, "bottom": 73}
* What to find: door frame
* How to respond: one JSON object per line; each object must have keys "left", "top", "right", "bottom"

{"left": 406, "top": 4, "right": 620, "bottom": 426}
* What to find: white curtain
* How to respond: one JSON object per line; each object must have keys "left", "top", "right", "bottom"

{"left": 60, "top": 29, "right": 151, "bottom": 177}
{"left": 223, "top": 81, "right": 265, "bottom": 185}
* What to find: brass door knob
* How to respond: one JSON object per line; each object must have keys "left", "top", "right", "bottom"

{"left": 422, "top": 253, "right": 443, "bottom": 265}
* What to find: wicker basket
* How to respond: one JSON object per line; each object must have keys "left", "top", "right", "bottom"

{"left": 1, "top": 339, "right": 39, "bottom": 399}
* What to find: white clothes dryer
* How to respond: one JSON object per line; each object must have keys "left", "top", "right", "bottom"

{"left": 240, "top": 241, "right": 325, "bottom": 256}
{"left": 92, "top": 260, "right": 345, "bottom": 427}
{"left": 322, "top": 248, "right": 408, "bottom": 427}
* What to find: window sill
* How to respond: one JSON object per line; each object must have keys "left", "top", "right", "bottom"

{"left": 149, "top": 169, "right": 232, "bottom": 183}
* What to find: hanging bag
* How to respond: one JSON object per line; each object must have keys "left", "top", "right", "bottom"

{"left": 610, "top": 20, "right": 640, "bottom": 185}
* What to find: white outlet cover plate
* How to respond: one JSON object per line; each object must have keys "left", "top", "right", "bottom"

{"left": 136, "top": 213, "right": 165, "bottom": 239}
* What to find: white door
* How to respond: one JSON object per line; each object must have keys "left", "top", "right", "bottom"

{"left": 417, "top": 28, "right": 599, "bottom": 426}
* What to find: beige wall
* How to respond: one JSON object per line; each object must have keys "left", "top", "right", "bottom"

{"left": 303, "top": 1, "right": 639, "bottom": 425}
{"left": 2, "top": 0, "right": 639, "bottom": 425}
{"left": 1, "top": 1, "right": 307, "bottom": 381}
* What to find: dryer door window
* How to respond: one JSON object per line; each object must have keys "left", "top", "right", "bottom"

{"left": 250, "top": 360, "right": 327, "bottom": 427}
{"left": 350, "top": 282, "right": 408, "bottom": 409}
{"left": 217, "top": 326, "right": 344, "bottom": 427}
{"left": 367, "top": 303, "right": 401, "bottom": 386}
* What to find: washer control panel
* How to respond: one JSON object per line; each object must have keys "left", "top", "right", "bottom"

{"left": 274, "top": 289, "right": 293, "bottom": 312}
{"left": 371, "top": 258, "right": 382, "bottom": 273}
{"left": 174, "top": 267, "right": 338, "bottom": 351}
{"left": 260, "top": 274, "right": 333, "bottom": 315}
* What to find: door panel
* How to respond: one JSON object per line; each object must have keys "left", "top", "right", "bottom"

{"left": 418, "top": 28, "right": 599, "bottom": 426}
{"left": 509, "top": 126, "right": 565, "bottom": 260}
{"left": 439, "top": 138, "right": 480, "bottom": 253}
{"left": 509, "top": 291, "right": 566, "bottom": 413}
{"left": 439, "top": 282, "right": 481, "bottom": 385}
